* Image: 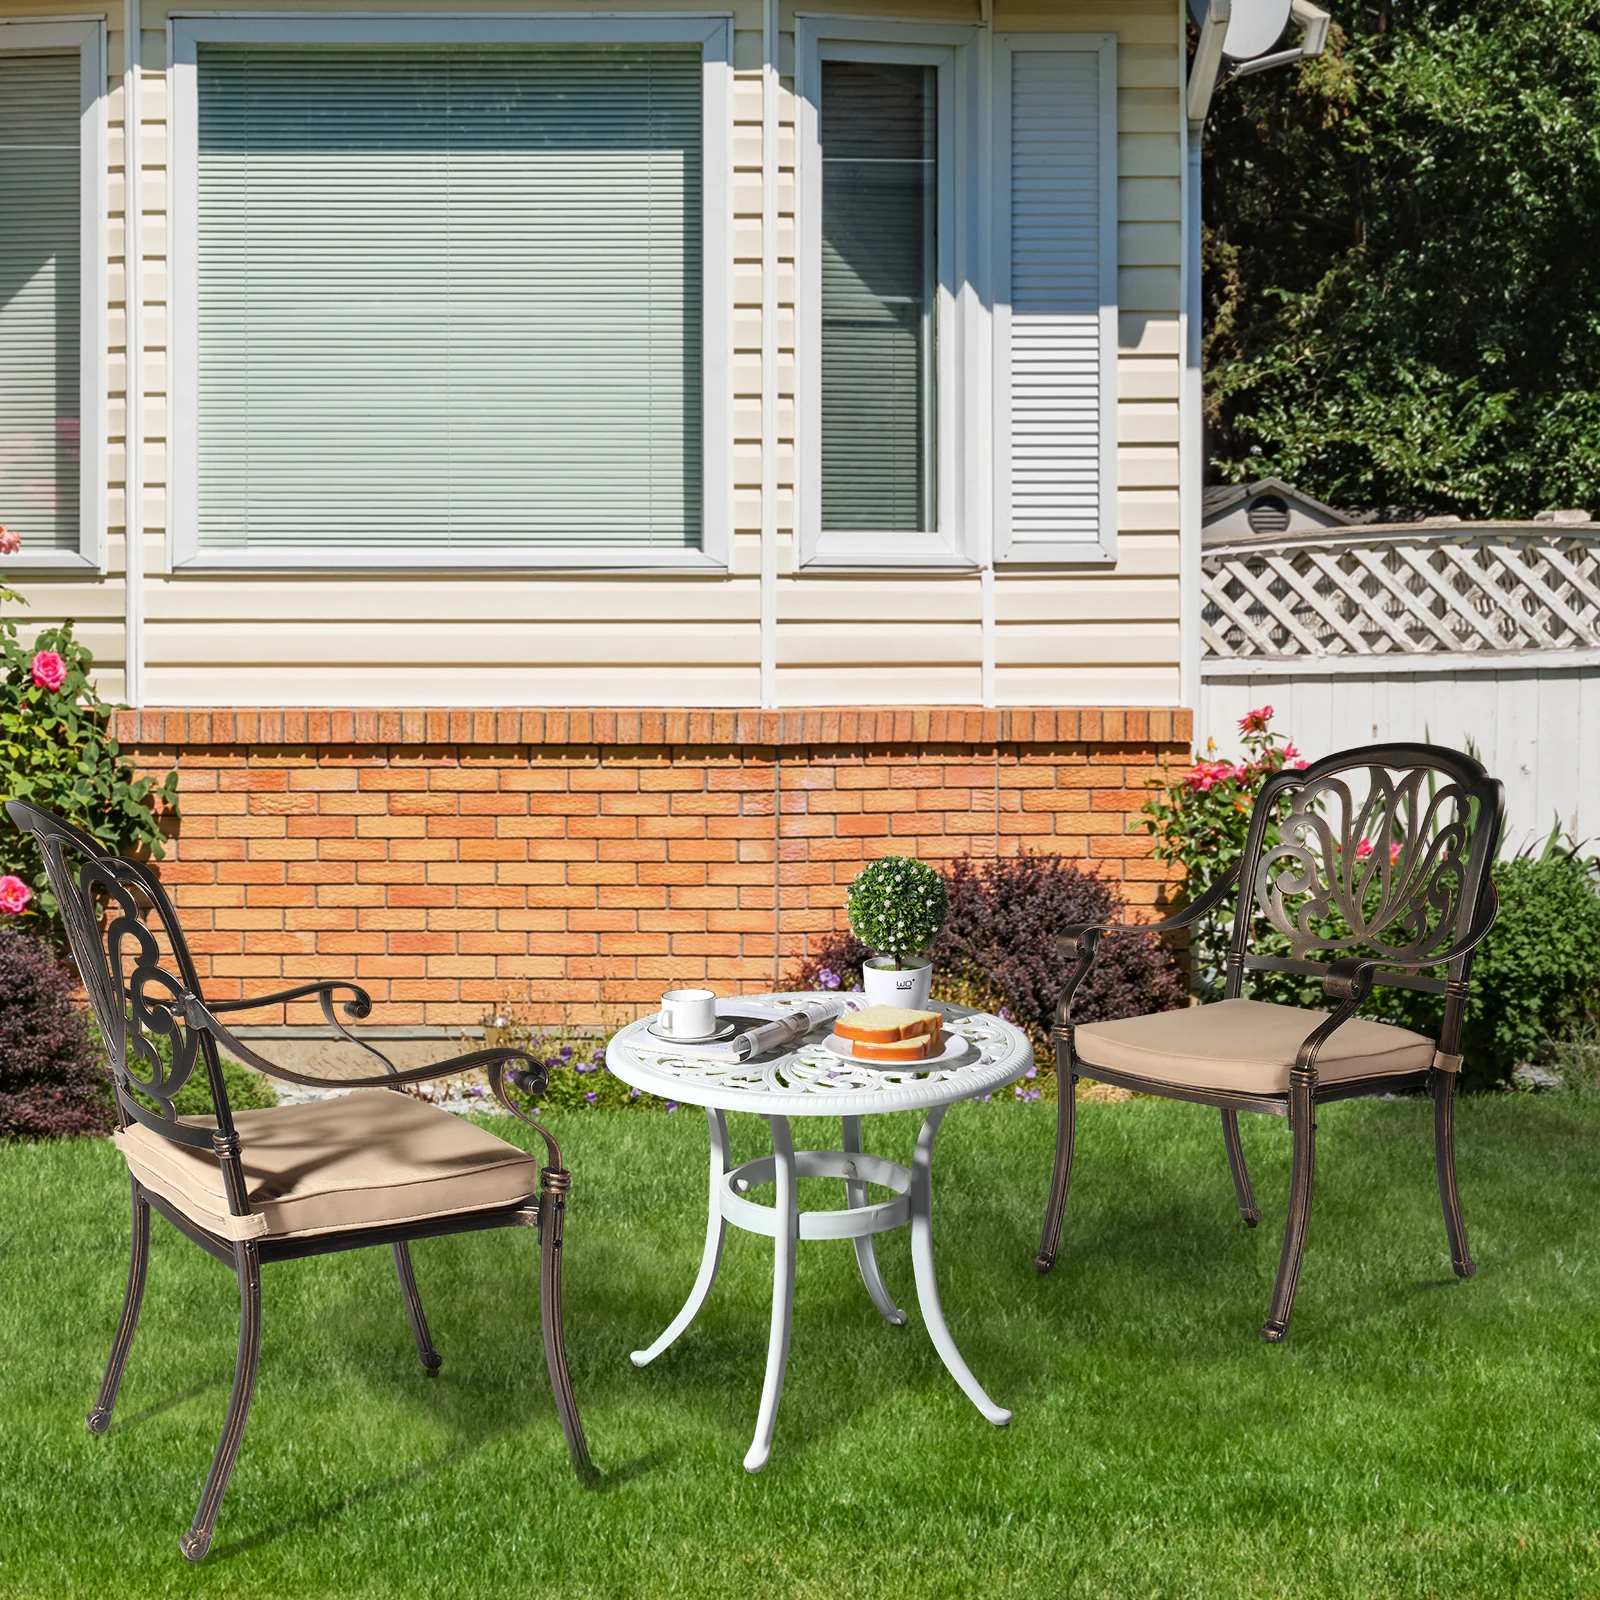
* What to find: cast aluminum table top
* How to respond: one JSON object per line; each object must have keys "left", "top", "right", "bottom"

{"left": 606, "top": 993, "right": 1034, "bottom": 1470}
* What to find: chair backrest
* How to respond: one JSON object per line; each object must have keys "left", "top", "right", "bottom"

{"left": 6, "top": 801, "right": 243, "bottom": 1166}
{"left": 1224, "top": 743, "right": 1503, "bottom": 1051}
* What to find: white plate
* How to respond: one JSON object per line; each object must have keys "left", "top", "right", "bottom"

{"left": 645, "top": 1017, "right": 739, "bottom": 1045}
{"left": 823, "top": 1030, "right": 972, "bottom": 1067}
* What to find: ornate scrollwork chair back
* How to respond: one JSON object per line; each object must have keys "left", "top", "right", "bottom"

{"left": 5, "top": 800, "right": 592, "bottom": 1562}
{"left": 1033, "top": 742, "right": 1503, "bottom": 1345}
{"left": 1227, "top": 745, "right": 1503, "bottom": 1049}
{"left": 10, "top": 800, "right": 246, "bottom": 1153}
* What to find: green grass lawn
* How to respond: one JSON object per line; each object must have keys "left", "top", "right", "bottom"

{"left": 2, "top": 1094, "right": 1598, "bottom": 1599}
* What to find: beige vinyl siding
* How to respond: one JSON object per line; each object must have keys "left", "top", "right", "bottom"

{"left": 2, "top": 0, "right": 1183, "bottom": 711}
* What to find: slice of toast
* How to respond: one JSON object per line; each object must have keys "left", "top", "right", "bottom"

{"left": 850, "top": 1030, "right": 943, "bottom": 1063}
{"left": 834, "top": 1004, "right": 942, "bottom": 1045}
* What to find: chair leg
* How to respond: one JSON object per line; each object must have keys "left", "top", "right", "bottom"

{"left": 1035, "top": 1044, "right": 1077, "bottom": 1273}
{"left": 181, "top": 1241, "right": 262, "bottom": 1562}
{"left": 392, "top": 1242, "right": 442, "bottom": 1373}
{"left": 1221, "top": 1110, "right": 1261, "bottom": 1227}
{"left": 1262, "top": 1071, "right": 1316, "bottom": 1343}
{"left": 538, "top": 1167, "right": 594, "bottom": 1482}
{"left": 87, "top": 1177, "right": 152, "bottom": 1434}
{"left": 1433, "top": 1069, "right": 1475, "bottom": 1279}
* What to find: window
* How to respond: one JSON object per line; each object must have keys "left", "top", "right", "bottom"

{"left": 820, "top": 60, "right": 937, "bottom": 535}
{"left": 170, "top": 17, "right": 731, "bottom": 570}
{"left": 0, "top": 22, "right": 104, "bottom": 570}
{"left": 991, "top": 35, "right": 1117, "bottom": 564}
{"left": 796, "top": 21, "right": 973, "bottom": 569}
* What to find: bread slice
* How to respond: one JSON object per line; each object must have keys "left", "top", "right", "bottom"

{"left": 850, "top": 1030, "right": 943, "bottom": 1063}
{"left": 834, "top": 1004, "right": 943, "bottom": 1045}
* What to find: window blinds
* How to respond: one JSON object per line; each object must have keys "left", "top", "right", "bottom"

{"left": 0, "top": 54, "right": 81, "bottom": 552}
{"left": 196, "top": 45, "right": 703, "bottom": 552}
{"left": 1001, "top": 46, "right": 1109, "bottom": 559}
{"left": 819, "top": 60, "right": 937, "bottom": 534}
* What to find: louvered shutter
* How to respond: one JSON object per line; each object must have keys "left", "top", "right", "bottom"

{"left": 195, "top": 45, "right": 703, "bottom": 552}
{"left": 819, "top": 60, "right": 937, "bottom": 533}
{"left": 0, "top": 54, "right": 81, "bottom": 552}
{"left": 995, "top": 40, "right": 1115, "bottom": 563}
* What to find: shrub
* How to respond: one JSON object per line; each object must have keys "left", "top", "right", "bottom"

{"left": 0, "top": 576, "right": 179, "bottom": 935}
{"left": 789, "top": 852, "right": 1187, "bottom": 1057}
{"left": 1458, "top": 840, "right": 1600, "bottom": 1091}
{"left": 0, "top": 926, "right": 112, "bottom": 1139}
{"left": 1139, "top": 705, "right": 1302, "bottom": 998}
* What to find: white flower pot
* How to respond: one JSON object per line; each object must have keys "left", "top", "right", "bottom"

{"left": 861, "top": 955, "right": 933, "bottom": 1010}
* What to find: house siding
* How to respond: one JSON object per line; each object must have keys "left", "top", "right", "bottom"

{"left": 2, "top": 0, "right": 1185, "bottom": 710}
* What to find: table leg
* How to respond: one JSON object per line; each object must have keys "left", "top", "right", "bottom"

{"left": 744, "top": 1113, "right": 797, "bottom": 1473}
{"left": 631, "top": 1108, "right": 731, "bottom": 1368}
{"left": 842, "top": 1116, "right": 907, "bottom": 1326}
{"left": 909, "top": 1105, "right": 1012, "bottom": 1427}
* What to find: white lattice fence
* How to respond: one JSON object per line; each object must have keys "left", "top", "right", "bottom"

{"left": 1202, "top": 530, "right": 1600, "bottom": 660}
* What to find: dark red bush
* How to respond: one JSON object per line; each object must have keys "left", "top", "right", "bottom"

{"left": 0, "top": 926, "right": 112, "bottom": 1139}
{"left": 788, "top": 852, "right": 1187, "bottom": 1049}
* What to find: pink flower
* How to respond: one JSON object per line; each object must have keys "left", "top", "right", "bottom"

{"left": 1238, "top": 705, "right": 1274, "bottom": 734}
{"left": 0, "top": 875, "right": 32, "bottom": 916}
{"left": 0, "top": 526, "right": 18, "bottom": 555}
{"left": 30, "top": 650, "right": 66, "bottom": 692}
{"left": 1355, "top": 838, "right": 1374, "bottom": 860}
{"left": 1182, "top": 759, "right": 1241, "bottom": 794}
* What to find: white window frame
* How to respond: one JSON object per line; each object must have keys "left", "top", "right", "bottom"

{"left": 795, "top": 15, "right": 979, "bottom": 570}
{"left": 991, "top": 31, "right": 1118, "bottom": 566}
{"left": 0, "top": 18, "right": 108, "bottom": 573}
{"left": 167, "top": 12, "right": 733, "bottom": 573}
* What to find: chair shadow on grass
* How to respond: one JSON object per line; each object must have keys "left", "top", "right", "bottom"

{"left": 108, "top": 1380, "right": 227, "bottom": 1434}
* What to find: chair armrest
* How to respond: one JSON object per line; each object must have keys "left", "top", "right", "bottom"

{"left": 1055, "top": 861, "right": 1242, "bottom": 959}
{"left": 179, "top": 990, "right": 550, "bottom": 1097}
{"left": 1319, "top": 878, "right": 1500, "bottom": 1001}
{"left": 205, "top": 980, "right": 374, "bottom": 1019}
{"left": 1299, "top": 881, "right": 1500, "bottom": 1078}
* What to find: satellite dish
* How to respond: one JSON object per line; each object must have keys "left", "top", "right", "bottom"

{"left": 1218, "top": 0, "right": 1291, "bottom": 59}
{"left": 1187, "top": 0, "right": 1292, "bottom": 59}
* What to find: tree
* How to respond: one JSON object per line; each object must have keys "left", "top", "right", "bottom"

{"left": 1203, "top": 0, "right": 1600, "bottom": 518}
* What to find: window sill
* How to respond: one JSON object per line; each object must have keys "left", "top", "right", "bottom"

{"left": 170, "top": 547, "right": 729, "bottom": 576}
{"left": 799, "top": 531, "right": 975, "bottom": 571}
{"left": 2, "top": 552, "right": 103, "bottom": 576}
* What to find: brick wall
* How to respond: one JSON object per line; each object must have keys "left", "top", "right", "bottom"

{"left": 113, "top": 706, "right": 1192, "bottom": 1028}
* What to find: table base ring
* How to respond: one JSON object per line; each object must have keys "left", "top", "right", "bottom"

{"left": 719, "top": 1150, "right": 912, "bottom": 1241}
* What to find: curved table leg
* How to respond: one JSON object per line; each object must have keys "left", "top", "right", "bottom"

{"left": 909, "top": 1105, "right": 1011, "bottom": 1427}
{"left": 744, "top": 1114, "right": 797, "bottom": 1473}
{"left": 842, "top": 1116, "right": 907, "bottom": 1326}
{"left": 632, "top": 1108, "right": 731, "bottom": 1367}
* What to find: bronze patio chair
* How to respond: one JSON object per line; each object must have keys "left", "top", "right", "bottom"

{"left": 1034, "top": 742, "right": 1503, "bottom": 1342}
{"left": 8, "top": 801, "right": 591, "bottom": 1560}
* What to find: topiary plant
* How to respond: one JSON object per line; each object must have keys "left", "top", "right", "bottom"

{"left": 846, "top": 855, "right": 948, "bottom": 969}
{"left": 0, "top": 924, "right": 113, "bottom": 1139}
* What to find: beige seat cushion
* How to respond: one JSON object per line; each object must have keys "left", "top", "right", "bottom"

{"left": 113, "top": 1090, "right": 542, "bottom": 1242}
{"left": 1074, "top": 998, "right": 1436, "bottom": 1098}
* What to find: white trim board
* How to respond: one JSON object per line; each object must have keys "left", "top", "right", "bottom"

{"left": 793, "top": 17, "right": 981, "bottom": 571}
{"left": 165, "top": 12, "right": 733, "bottom": 574}
{"left": 990, "top": 32, "right": 1117, "bottom": 567}
{"left": 0, "top": 19, "right": 108, "bottom": 574}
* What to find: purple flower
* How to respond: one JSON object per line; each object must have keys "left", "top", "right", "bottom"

{"left": 559, "top": 1046, "right": 574, "bottom": 1060}
{"left": 998, "top": 1007, "right": 1013, "bottom": 1022}
{"left": 627, "top": 1088, "right": 641, "bottom": 1100}
{"left": 818, "top": 967, "right": 841, "bottom": 991}
{"left": 1025, "top": 1065, "right": 1037, "bottom": 1080}
{"left": 665, "top": 1101, "right": 678, "bottom": 1113}
{"left": 585, "top": 1091, "right": 598, "bottom": 1103}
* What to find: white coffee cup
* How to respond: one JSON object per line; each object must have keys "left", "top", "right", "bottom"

{"left": 659, "top": 987, "right": 717, "bottom": 1039}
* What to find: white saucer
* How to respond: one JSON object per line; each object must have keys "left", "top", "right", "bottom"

{"left": 645, "top": 1018, "right": 739, "bottom": 1045}
{"left": 823, "top": 1030, "right": 973, "bottom": 1067}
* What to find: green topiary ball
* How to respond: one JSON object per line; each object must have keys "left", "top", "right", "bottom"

{"left": 846, "top": 855, "right": 947, "bottom": 965}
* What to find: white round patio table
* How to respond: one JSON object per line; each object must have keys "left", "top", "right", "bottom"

{"left": 606, "top": 992, "right": 1033, "bottom": 1472}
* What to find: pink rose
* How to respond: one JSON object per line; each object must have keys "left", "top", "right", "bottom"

{"left": 0, "top": 875, "right": 32, "bottom": 916}
{"left": 1355, "top": 838, "right": 1374, "bottom": 860}
{"left": 0, "top": 526, "right": 18, "bottom": 555}
{"left": 1238, "top": 705, "right": 1274, "bottom": 734}
{"left": 31, "top": 650, "right": 66, "bottom": 692}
